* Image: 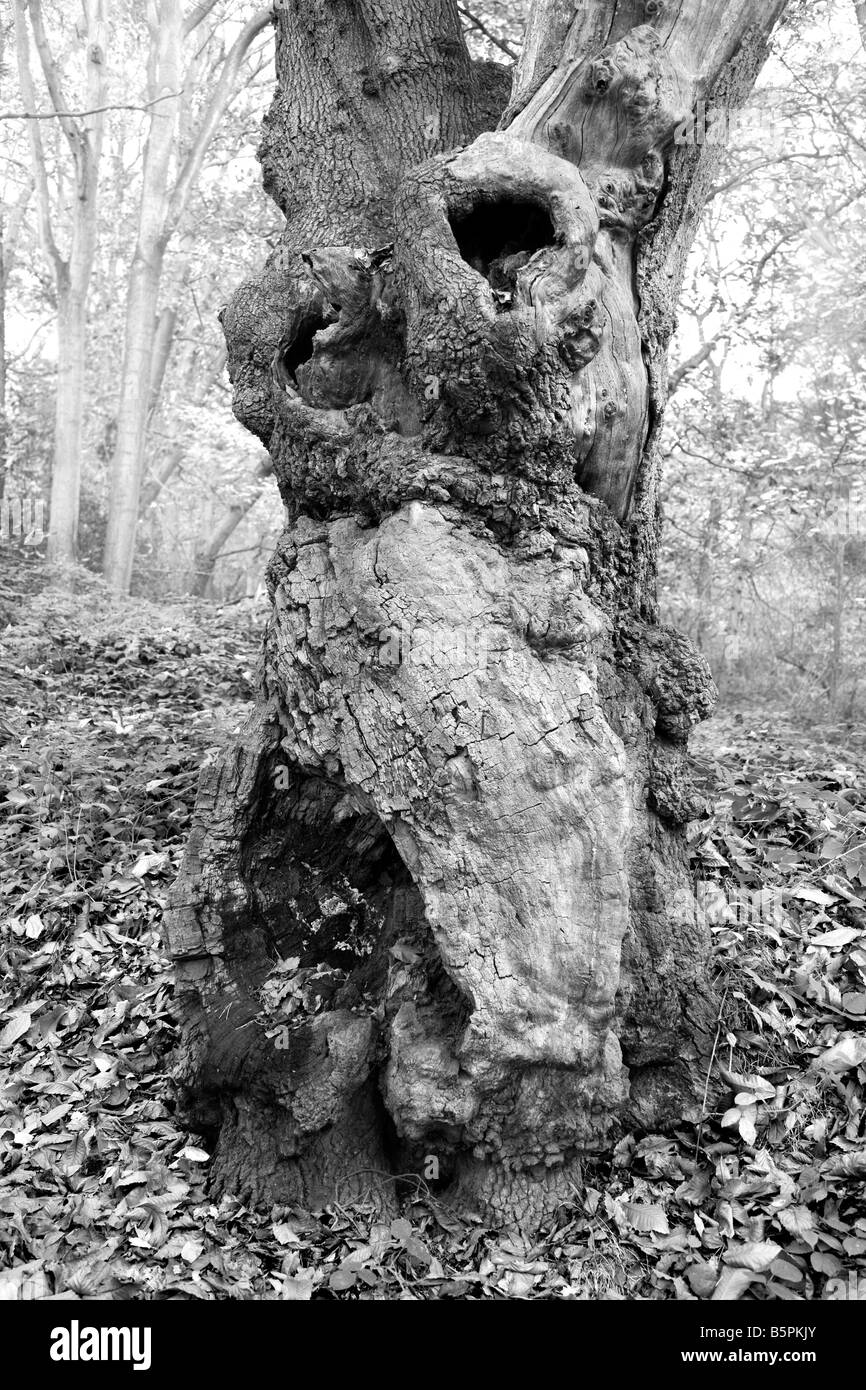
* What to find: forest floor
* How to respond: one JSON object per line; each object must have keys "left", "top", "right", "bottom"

{"left": 1, "top": 548, "right": 865, "bottom": 1301}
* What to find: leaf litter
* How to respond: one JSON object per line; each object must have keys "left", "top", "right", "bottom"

{"left": 1, "top": 559, "right": 865, "bottom": 1299}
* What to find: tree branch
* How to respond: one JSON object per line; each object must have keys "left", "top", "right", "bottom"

{"left": 164, "top": 7, "right": 273, "bottom": 239}
{"left": 184, "top": 0, "right": 222, "bottom": 37}
{"left": 26, "top": 0, "right": 81, "bottom": 155}
{"left": 0, "top": 90, "right": 183, "bottom": 120}
{"left": 12, "top": 0, "right": 63, "bottom": 278}
{"left": 669, "top": 340, "right": 719, "bottom": 395}
{"left": 457, "top": 6, "right": 517, "bottom": 61}
{"left": 140, "top": 342, "right": 227, "bottom": 509}
{"left": 191, "top": 452, "right": 272, "bottom": 594}
{"left": 0, "top": 177, "right": 34, "bottom": 282}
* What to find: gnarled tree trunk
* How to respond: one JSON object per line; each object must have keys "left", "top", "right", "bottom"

{"left": 166, "top": 0, "right": 787, "bottom": 1228}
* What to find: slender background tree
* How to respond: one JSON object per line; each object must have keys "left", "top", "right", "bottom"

{"left": 101, "top": 2, "right": 273, "bottom": 592}
{"left": 13, "top": 0, "right": 107, "bottom": 560}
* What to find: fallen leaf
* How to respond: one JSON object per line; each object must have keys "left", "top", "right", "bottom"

{"left": 821, "top": 1150, "right": 866, "bottom": 1179}
{"left": 178, "top": 1145, "right": 210, "bottom": 1162}
{"left": 282, "top": 1274, "right": 314, "bottom": 1300}
{"left": 723, "top": 1241, "right": 781, "bottom": 1272}
{"left": 814, "top": 1036, "right": 866, "bottom": 1073}
{"left": 711, "top": 1267, "right": 760, "bottom": 1301}
{"left": 0, "top": 1012, "right": 32, "bottom": 1050}
{"left": 619, "top": 1202, "right": 670, "bottom": 1235}
{"left": 811, "top": 926, "right": 861, "bottom": 948}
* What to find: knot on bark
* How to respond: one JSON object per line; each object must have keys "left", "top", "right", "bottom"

{"left": 537, "top": 31, "right": 690, "bottom": 198}
{"left": 648, "top": 741, "right": 711, "bottom": 825}
{"left": 587, "top": 55, "right": 618, "bottom": 98}
{"left": 618, "top": 622, "right": 717, "bottom": 741}
{"left": 593, "top": 149, "right": 666, "bottom": 232}
{"left": 221, "top": 258, "right": 300, "bottom": 446}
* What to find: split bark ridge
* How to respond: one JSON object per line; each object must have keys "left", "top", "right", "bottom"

{"left": 166, "top": 0, "right": 787, "bottom": 1226}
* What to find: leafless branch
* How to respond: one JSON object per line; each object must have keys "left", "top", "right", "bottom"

{"left": 11, "top": 0, "right": 62, "bottom": 274}
{"left": 0, "top": 90, "right": 184, "bottom": 120}
{"left": 166, "top": 7, "right": 273, "bottom": 237}
{"left": 669, "top": 340, "right": 719, "bottom": 395}
{"left": 26, "top": 0, "right": 75, "bottom": 130}
{"left": 184, "top": 0, "right": 222, "bottom": 37}
{"left": 457, "top": 5, "right": 516, "bottom": 61}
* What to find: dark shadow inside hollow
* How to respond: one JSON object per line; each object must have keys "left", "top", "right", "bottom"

{"left": 169, "top": 749, "right": 477, "bottom": 1181}
{"left": 236, "top": 765, "right": 412, "bottom": 974}
{"left": 449, "top": 196, "right": 556, "bottom": 283}
{"left": 278, "top": 308, "right": 332, "bottom": 385}
{"left": 231, "top": 759, "right": 471, "bottom": 1040}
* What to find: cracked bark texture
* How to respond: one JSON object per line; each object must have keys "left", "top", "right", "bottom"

{"left": 165, "top": 0, "right": 787, "bottom": 1228}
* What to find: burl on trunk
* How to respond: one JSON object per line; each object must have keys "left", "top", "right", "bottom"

{"left": 165, "top": 0, "right": 786, "bottom": 1226}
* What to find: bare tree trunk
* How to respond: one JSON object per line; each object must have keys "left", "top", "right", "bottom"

{"left": 0, "top": 222, "right": 5, "bottom": 481}
{"left": 189, "top": 452, "right": 272, "bottom": 597}
{"left": 828, "top": 530, "right": 845, "bottom": 717}
{"left": 148, "top": 304, "right": 178, "bottom": 418}
{"left": 1, "top": 176, "right": 34, "bottom": 477}
{"left": 102, "top": 4, "right": 273, "bottom": 593}
{"left": 101, "top": 0, "right": 181, "bottom": 593}
{"left": 166, "top": 0, "right": 787, "bottom": 1228}
{"left": 138, "top": 343, "right": 227, "bottom": 510}
{"left": 13, "top": 0, "right": 107, "bottom": 562}
{"left": 102, "top": 251, "right": 167, "bottom": 589}
{"left": 50, "top": 283, "right": 88, "bottom": 552}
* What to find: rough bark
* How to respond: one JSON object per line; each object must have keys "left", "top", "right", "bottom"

{"left": 166, "top": 0, "right": 787, "bottom": 1228}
